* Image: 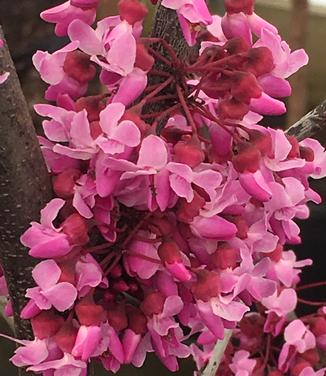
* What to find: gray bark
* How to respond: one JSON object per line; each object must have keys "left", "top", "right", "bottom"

{"left": 0, "top": 26, "right": 52, "bottom": 346}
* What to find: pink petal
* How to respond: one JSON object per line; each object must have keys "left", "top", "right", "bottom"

{"left": 112, "top": 69, "right": 147, "bottom": 106}
{"left": 112, "top": 120, "right": 141, "bottom": 147}
{"left": 32, "top": 260, "right": 61, "bottom": 290}
{"left": 43, "top": 282, "right": 77, "bottom": 311}
{"left": 40, "top": 198, "right": 65, "bottom": 228}
{"left": 161, "top": 296, "right": 184, "bottom": 318}
{"left": 72, "top": 325, "right": 101, "bottom": 361}
{"left": 68, "top": 19, "right": 103, "bottom": 55}
{"left": 191, "top": 215, "right": 237, "bottom": 240}
{"left": 259, "top": 76, "right": 292, "bottom": 98}
{"left": 0, "top": 72, "right": 9, "bottom": 84}
{"left": 99, "top": 102, "right": 125, "bottom": 134}
{"left": 212, "top": 300, "right": 249, "bottom": 322}
{"left": 137, "top": 135, "right": 168, "bottom": 170}
{"left": 239, "top": 171, "right": 272, "bottom": 202}
{"left": 250, "top": 93, "right": 286, "bottom": 115}
{"left": 11, "top": 339, "right": 49, "bottom": 367}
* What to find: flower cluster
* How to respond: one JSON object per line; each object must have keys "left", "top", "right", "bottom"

{"left": 1, "top": 0, "right": 326, "bottom": 375}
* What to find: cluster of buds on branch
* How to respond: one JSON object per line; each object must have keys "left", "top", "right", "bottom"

{"left": 0, "top": 0, "right": 326, "bottom": 375}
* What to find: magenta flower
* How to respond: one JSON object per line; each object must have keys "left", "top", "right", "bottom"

{"left": 20, "top": 199, "right": 72, "bottom": 258}
{"left": 41, "top": 1, "right": 97, "bottom": 37}
{"left": 28, "top": 353, "right": 87, "bottom": 375}
{"left": 26, "top": 260, "right": 77, "bottom": 312}
{"left": 229, "top": 350, "right": 256, "bottom": 376}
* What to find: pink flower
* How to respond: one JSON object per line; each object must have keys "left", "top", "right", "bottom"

{"left": 68, "top": 17, "right": 136, "bottom": 76}
{"left": 162, "top": 0, "right": 213, "bottom": 46}
{"left": 298, "top": 366, "right": 326, "bottom": 376}
{"left": 72, "top": 325, "right": 102, "bottom": 361}
{"left": 25, "top": 260, "right": 77, "bottom": 312}
{"left": 28, "top": 353, "right": 87, "bottom": 375}
{"left": 96, "top": 102, "right": 141, "bottom": 155}
{"left": 0, "top": 71, "right": 9, "bottom": 84}
{"left": 20, "top": 199, "right": 72, "bottom": 258}
{"left": 10, "top": 338, "right": 49, "bottom": 368}
{"left": 41, "top": 1, "right": 97, "bottom": 37}
{"left": 229, "top": 350, "right": 256, "bottom": 376}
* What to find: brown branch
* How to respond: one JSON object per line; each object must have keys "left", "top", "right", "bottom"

{"left": 286, "top": 99, "right": 326, "bottom": 145}
{"left": 0, "top": 25, "right": 52, "bottom": 348}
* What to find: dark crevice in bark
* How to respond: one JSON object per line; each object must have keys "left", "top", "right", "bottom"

{"left": 0, "top": 25, "right": 52, "bottom": 350}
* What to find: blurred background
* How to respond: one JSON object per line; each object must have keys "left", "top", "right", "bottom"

{"left": 0, "top": 0, "right": 325, "bottom": 374}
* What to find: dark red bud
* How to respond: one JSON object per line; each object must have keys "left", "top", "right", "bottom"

{"left": 191, "top": 270, "right": 220, "bottom": 302}
{"left": 246, "top": 47, "right": 274, "bottom": 76}
{"left": 300, "top": 146, "right": 314, "bottom": 162}
{"left": 140, "top": 291, "right": 165, "bottom": 316}
{"left": 158, "top": 241, "right": 182, "bottom": 264}
{"left": 127, "top": 305, "right": 147, "bottom": 335}
{"left": 229, "top": 215, "right": 248, "bottom": 239}
{"left": 53, "top": 168, "right": 81, "bottom": 199}
{"left": 177, "top": 191, "right": 206, "bottom": 223}
{"left": 75, "top": 95, "right": 106, "bottom": 122}
{"left": 248, "top": 129, "right": 273, "bottom": 156}
{"left": 225, "top": 37, "right": 250, "bottom": 54}
{"left": 210, "top": 243, "right": 237, "bottom": 269}
{"left": 150, "top": 216, "right": 173, "bottom": 237}
{"left": 112, "top": 279, "right": 130, "bottom": 292}
{"left": 291, "top": 361, "right": 312, "bottom": 376}
{"left": 61, "top": 213, "right": 89, "bottom": 246}
{"left": 63, "top": 51, "right": 96, "bottom": 83}
{"left": 301, "top": 349, "right": 320, "bottom": 366}
{"left": 107, "top": 304, "right": 128, "bottom": 332}
{"left": 75, "top": 297, "right": 106, "bottom": 326}
{"left": 135, "top": 43, "right": 154, "bottom": 71}
{"left": 232, "top": 143, "right": 261, "bottom": 173}
{"left": 225, "top": 0, "right": 254, "bottom": 14}
{"left": 231, "top": 72, "right": 262, "bottom": 103}
{"left": 31, "top": 310, "right": 64, "bottom": 339}
{"left": 309, "top": 317, "right": 326, "bottom": 337}
{"left": 174, "top": 136, "right": 205, "bottom": 168}
{"left": 268, "top": 371, "right": 283, "bottom": 376}
{"left": 54, "top": 322, "right": 78, "bottom": 353}
{"left": 287, "top": 135, "right": 300, "bottom": 159}
{"left": 58, "top": 261, "right": 76, "bottom": 285}
{"left": 118, "top": 0, "right": 148, "bottom": 25}
{"left": 219, "top": 98, "right": 249, "bottom": 120}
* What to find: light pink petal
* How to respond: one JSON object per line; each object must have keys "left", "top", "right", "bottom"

{"left": 28, "top": 353, "right": 86, "bottom": 372}
{"left": 137, "top": 135, "right": 168, "bottom": 170}
{"left": 112, "top": 120, "right": 141, "bottom": 147}
{"left": 239, "top": 171, "right": 272, "bottom": 202}
{"left": 197, "top": 301, "right": 225, "bottom": 339}
{"left": 161, "top": 295, "right": 184, "bottom": 318}
{"left": 40, "top": 198, "right": 65, "bottom": 228}
{"left": 259, "top": 76, "right": 292, "bottom": 98}
{"left": 76, "top": 261, "right": 103, "bottom": 295}
{"left": 72, "top": 325, "right": 101, "bottom": 361}
{"left": 106, "top": 25, "right": 136, "bottom": 76}
{"left": 43, "top": 120, "right": 69, "bottom": 142}
{"left": 191, "top": 215, "right": 237, "bottom": 240}
{"left": 123, "top": 329, "right": 142, "bottom": 364}
{"left": 97, "top": 137, "right": 125, "bottom": 155}
{"left": 169, "top": 174, "right": 193, "bottom": 202}
{"left": 284, "top": 319, "right": 307, "bottom": 344}
{"left": 28, "top": 234, "right": 72, "bottom": 259}
{"left": 26, "top": 287, "right": 52, "bottom": 310}
{"left": 32, "top": 260, "right": 61, "bottom": 290}
{"left": 68, "top": 19, "right": 103, "bottom": 55}
{"left": 43, "top": 282, "right": 77, "bottom": 311}
{"left": 248, "top": 13, "right": 278, "bottom": 36}
{"left": 107, "top": 325, "right": 125, "bottom": 363}
{"left": 11, "top": 339, "right": 49, "bottom": 367}
{"left": 70, "top": 110, "right": 94, "bottom": 148}
{"left": 112, "top": 68, "right": 147, "bottom": 106}
{"left": 250, "top": 93, "right": 286, "bottom": 115}
{"left": 99, "top": 102, "right": 125, "bottom": 134}
{"left": 155, "top": 169, "right": 172, "bottom": 212}
{"left": 0, "top": 72, "right": 9, "bottom": 84}
{"left": 126, "top": 240, "right": 160, "bottom": 279}
{"left": 212, "top": 300, "right": 249, "bottom": 322}
{"left": 286, "top": 49, "right": 309, "bottom": 78}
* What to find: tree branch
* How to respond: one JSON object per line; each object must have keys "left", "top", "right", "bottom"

{"left": 0, "top": 26, "right": 52, "bottom": 345}
{"left": 286, "top": 99, "right": 326, "bottom": 145}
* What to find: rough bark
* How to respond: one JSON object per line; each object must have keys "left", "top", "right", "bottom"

{"left": 0, "top": 26, "right": 52, "bottom": 344}
{"left": 287, "top": 98, "right": 326, "bottom": 145}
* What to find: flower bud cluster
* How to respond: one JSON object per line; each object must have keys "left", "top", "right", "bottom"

{"left": 0, "top": 0, "right": 325, "bottom": 375}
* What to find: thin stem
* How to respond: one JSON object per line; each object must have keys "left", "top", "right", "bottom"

{"left": 121, "top": 212, "right": 152, "bottom": 248}
{"left": 296, "top": 281, "right": 326, "bottom": 291}
{"left": 176, "top": 85, "right": 197, "bottom": 134}
{"left": 147, "top": 46, "right": 172, "bottom": 66}
{"left": 298, "top": 298, "right": 326, "bottom": 306}
{"left": 126, "top": 252, "right": 161, "bottom": 264}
